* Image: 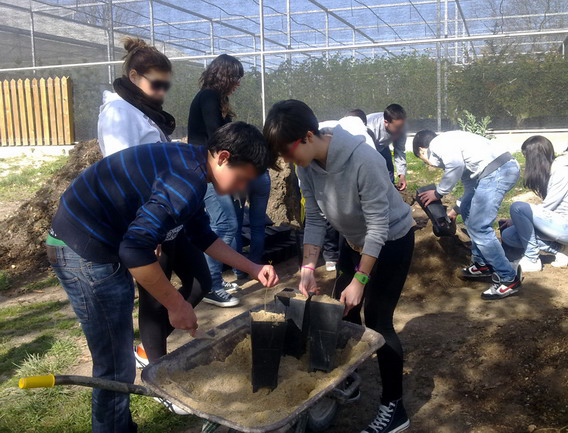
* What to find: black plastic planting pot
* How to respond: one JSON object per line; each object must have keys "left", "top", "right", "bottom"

{"left": 275, "top": 288, "right": 310, "bottom": 359}
{"left": 250, "top": 316, "right": 287, "bottom": 392}
{"left": 416, "top": 184, "right": 456, "bottom": 237}
{"left": 308, "top": 300, "right": 345, "bottom": 372}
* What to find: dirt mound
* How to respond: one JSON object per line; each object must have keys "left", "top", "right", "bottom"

{"left": 0, "top": 140, "right": 102, "bottom": 279}
{"left": 266, "top": 162, "right": 302, "bottom": 227}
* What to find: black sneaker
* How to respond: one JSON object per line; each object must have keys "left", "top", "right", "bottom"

{"left": 361, "top": 399, "right": 410, "bottom": 433}
{"left": 481, "top": 269, "right": 522, "bottom": 300}
{"left": 461, "top": 262, "right": 493, "bottom": 279}
{"left": 203, "top": 289, "right": 240, "bottom": 307}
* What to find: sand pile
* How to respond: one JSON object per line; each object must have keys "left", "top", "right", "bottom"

{"left": 250, "top": 311, "right": 286, "bottom": 322}
{"left": 162, "top": 336, "right": 370, "bottom": 427}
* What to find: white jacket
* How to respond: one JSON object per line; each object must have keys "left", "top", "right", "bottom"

{"left": 97, "top": 91, "right": 168, "bottom": 157}
{"left": 367, "top": 112, "right": 407, "bottom": 176}
{"left": 319, "top": 116, "right": 375, "bottom": 150}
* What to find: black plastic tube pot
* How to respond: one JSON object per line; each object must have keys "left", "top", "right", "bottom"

{"left": 308, "top": 301, "right": 345, "bottom": 372}
{"left": 250, "top": 316, "right": 287, "bottom": 392}
{"left": 275, "top": 288, "right": 309, "bottom": 358}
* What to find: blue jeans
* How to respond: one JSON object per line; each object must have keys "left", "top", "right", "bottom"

{"left": 233, "top": 172, "right": 271, "bottom": 269}
{"left": 460, "top": 159, "right": 520, "bottom": 281}
{"left": 48, "top": 245, "right": 136, "bottom": 433}
{"left": 502, "top": 202, "right": 568, "bottom": 261}
{"left": 204, "top": 183, "right": 238, "bottom": 292}
{"left": 378, "top": 146, "right": 395, "bottom": 184}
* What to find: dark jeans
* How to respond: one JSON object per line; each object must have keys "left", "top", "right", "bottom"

{"left": 379, "top": 146, "right": 395, "bottom": 184}
{"left": 322, "top": 221, "right": 340, "bottom": 263}
{"left": 204, "top": 184, "right": 238, "bottom": 292}
{"left": 332, "top": 229, "right": 415, "bottom": 403}
{"left": 233, "top": 171, "right": 271, "bottom": 267}
{"left": 48, "top": 245, "right": 137, "bottom": 433}
{"left": 138, "top": 234, "right": 211, "bottom": 362}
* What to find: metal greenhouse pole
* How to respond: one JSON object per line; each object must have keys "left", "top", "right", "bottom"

{"left": 259, "top": 0, "right": 266, "bottom": 122}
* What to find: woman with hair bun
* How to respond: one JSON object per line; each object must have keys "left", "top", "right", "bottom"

{"left": 97, "top": 37, "right": 212, "bottom": 418}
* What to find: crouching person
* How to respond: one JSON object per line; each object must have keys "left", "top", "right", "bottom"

{"left": 46, "top": 122, "right": 279, "bottom": 433}
{"left": 413, "top": 129, "right": 521, "bottom": 300}
{"left": 264, "top": 100, "right": 415, "bottom": 433}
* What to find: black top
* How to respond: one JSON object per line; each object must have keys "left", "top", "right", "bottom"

{"left": 51, "top": 142, "right": 217, "bottom": 267}
{"left": 187, "top": 88, "right": 231, "bottom": 146}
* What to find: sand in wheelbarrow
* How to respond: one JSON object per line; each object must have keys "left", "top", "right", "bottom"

{"left": 162, "top": 336, "right": 370, "bottom": 427}
{"left": 250, "top": 311, "right": 286, "bottom": 322}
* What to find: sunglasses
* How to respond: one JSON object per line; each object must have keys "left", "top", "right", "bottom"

{"left": 141, "top": 74, "right": 171, "bottom": 92}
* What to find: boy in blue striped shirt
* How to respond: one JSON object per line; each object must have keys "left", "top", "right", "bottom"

{"left": 47, "top": 122, "right": 279, "bottom": 433}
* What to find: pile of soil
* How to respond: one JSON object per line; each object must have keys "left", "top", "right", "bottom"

{"left": 0, "top": 140, "right": 102, "bottom": 278}
{"left": 266, "top": 162, "right": 302, "bottom": 227}
{"left": 250, "top": 311, "right": 285, "bottom": 322}
{"left": 162, "top": 335, "right": 370, "bottom": 427}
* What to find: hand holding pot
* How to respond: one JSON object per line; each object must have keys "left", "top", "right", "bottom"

{"left": 339, "top": 279, "right": 365, "bottom": 315}
{"left": 167, "top": 298, "right": 198, "bottom": 336}
{"left": 299, "top": 268, "right": 319, "bottom": 297}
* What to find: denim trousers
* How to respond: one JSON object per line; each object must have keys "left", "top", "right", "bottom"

{"left": 502, "top": 201, "right": 568, "bottom": 261}
{"left": 48, "top": 245, "right": 137, "bottom": 433}
{"left": 204, "top": 183, "right": 238, "bottom": 291}
{"left": 460, "top": 159, "right": 520, "bottom": 281}
{"left": 378, "top": 145, "right": 395, "bottom": 184}
{"left": 233, "top": 171, "right": 271, "bottom": 267}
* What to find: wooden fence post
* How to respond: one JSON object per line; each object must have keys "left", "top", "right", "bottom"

{"left": 17, "top": 79, "right": 29, "bottom": 145}
{"left": 32, "top": 78, "right": 42, "bottom": 145}
{"left": 24, "top": 79, "right": 35, "bottom": 145}
{"left": 0, "top": 84, "right": 6, "bottom": 146}
{"left": 3, "top": 81, "right": 14, "bottom": 146}
{"left": 10, "top": 79, "right": 21, "bottom": 145}
{"left": 61, "top": 77, "right": 74, "bottom": 144}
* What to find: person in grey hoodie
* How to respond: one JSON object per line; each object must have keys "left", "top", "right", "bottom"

{"left": 501, "top": 136, "right": 568, "bottom": 271}
{"left": 263, "top": 100, "right": 415, "bottom": 433}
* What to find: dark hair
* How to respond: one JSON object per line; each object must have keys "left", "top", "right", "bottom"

{"left": 200, "top": 54, "right": 244, "bottom": 119}
{"left": 521, "top": 135, "right": 555, "bottom": 198}
{"left": 208, "top": 121, "right": 277, "bottom": 174}
{"left": 345, "top": 109, "right": 367, "bottom": 125}
{"left": 122, "top": 37, "right": 172, "bottom": 76}
{"left": 263, "top": 100, "right": 320, "bottom": 156}
{"left": 384, "top": 104, "right": 406, "bottom": 123}
{"left": 412, "top": 129, "right": 437, "bottom": 157}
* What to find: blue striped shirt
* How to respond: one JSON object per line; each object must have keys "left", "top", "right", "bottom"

{"left": 52, "top": 142, "right": 217, "bottom": 268}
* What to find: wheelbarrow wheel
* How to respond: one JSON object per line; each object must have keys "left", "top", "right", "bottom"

{"left": 305, "top": 397, "right": 338, "bottom": 432}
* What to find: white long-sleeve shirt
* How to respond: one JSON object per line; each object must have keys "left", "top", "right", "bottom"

{"left": 427, "top": 130, "right": 504, "bottom": 196}
{"left": 367, "top": 112, "right": 407, "bottom": 176}
{"left": 318, "top": 116, "right": 375, "bottom": 150}
{"left": 97, "top": 91, "right": 167, "bottom": 157}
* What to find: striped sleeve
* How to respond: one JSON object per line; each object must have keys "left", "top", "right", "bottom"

{"left": 118, "top": 170, "right": 213, "bottom": 268}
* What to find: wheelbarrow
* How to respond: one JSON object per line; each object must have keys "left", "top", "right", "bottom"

{"left": 19, "top": 302, "right": 384, "bottom": 433}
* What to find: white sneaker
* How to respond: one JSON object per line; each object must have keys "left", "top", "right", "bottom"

{"left": 153, "top": 397, "right": 190, "bottom": 415}
{"left": 551, "top": 251, "right": 568, "bottom": 268}
{"left": 519, "top": 256, "right": 542, "bottom": 273}
{"left": 325, "top": 261, "right": 337, "bottom": 272}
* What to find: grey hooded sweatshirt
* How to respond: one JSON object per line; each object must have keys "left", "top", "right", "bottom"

{"left": 298, "top": 124, "right": 414, "bottom": 258}
{"left": 541, "top": 153, "right": 568, "bottom": 217}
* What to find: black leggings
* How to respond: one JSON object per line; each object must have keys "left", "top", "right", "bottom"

{"left": 332, "top": 229, "right": 414, "bottom": 403}
{"left": 138, "top": 234, "right": 212, "bottom": 363}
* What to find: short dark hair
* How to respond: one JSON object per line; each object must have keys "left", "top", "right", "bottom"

{"left": 412, "top": 129, "right": 437, "bottom": 157}
{"left": 263, "top": 99, "right": 320, "bottom": 156}
{"left": 384, "top": 104, "right": 406, "bottom": 123}
{"left": 345, "top": 109, "right": 367, "bottom": 125}
{"left": 208, "top": 121, "right": 276, "bottom": 173}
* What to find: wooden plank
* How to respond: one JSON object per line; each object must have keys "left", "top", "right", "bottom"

{"left": 24, "top": 79, "right": 35, "bottom": 146}
{"left": 54, "top": 77, "right": 64, "bottom": 145}
{"left": 10, "top": 79, "right": 21, "bottom": 146}
{"left": 3, "top": 81, "right": 14, "bottom": 145}
{"left": 17, "top": 79, "right": 29, "bottom": 145}
{"left": 39, "top": 78, "right": 50, "bottom": 145}
{"left": 61, "top": 76, "right": 74, "bottom": 144}
{"left": 32, "top": 78, "right": 42, "bottom": 146}
{"left": 47, "top": 77, "right": 57, "bottom": 146}
{"left": 0, "top": 84, "right": 6, "bottom": 146}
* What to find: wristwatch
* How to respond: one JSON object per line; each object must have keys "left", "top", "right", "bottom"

{"left": 354, "top": 271, "right": 370, "bottom": 285}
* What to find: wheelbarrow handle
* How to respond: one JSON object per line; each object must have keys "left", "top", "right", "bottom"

{"left": 19, "top": 374, "right": 157, "bottom": 397}
{"left": 331, "top": 372, "right": 361, "bottom": 403}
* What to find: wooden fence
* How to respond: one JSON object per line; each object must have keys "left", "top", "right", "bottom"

{"left": 0, "top": 77, "right": 74, "bottom": 146}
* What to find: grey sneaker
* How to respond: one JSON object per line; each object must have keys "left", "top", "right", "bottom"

{"left": 222, "top": 280, "right": 240, "bottom": 294}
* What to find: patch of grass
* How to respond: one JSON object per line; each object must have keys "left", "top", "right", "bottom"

{"left": 0, "top": 271, "right": 10, "bottom": 291}
{"left": 25, "top": 275, "right": 60, "bottom": 292}
{"left": 0, "top": 155, "right": 68, "bottom": 201}
{"left": 0, "top": 334, "right": 57, "bottom": 383}
{"left": 16, "top": 339, "right": 80, "bottom": 379}
{"left": 0, "top": 300, "right": 71, "bottom": 336}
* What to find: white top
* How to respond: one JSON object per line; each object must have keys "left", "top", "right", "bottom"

{"left": 97, "top": 91, "right": 168, "bottom": 157}
{"left": 367, "top": 112, "right": 407, "bottom": 175}
{"left": 319, "top": 116, "right": 375, "bottom": 150}
{"left": 428, "top": 130, "right": 504, "bottom": 196}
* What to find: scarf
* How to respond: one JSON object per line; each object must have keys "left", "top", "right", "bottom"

{"left": 113, "top": 76, "right": 176, "bottom": 136}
